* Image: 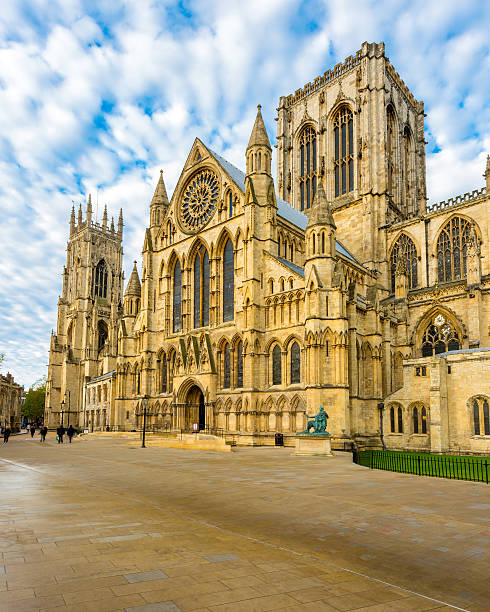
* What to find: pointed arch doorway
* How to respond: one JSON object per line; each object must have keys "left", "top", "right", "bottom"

{"left": 185, "top": 385, "right": 206, "bottom": 431}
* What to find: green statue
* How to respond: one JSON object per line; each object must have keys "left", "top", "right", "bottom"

{"left": 300, "top": 406, "right": 329, "bottom": 435}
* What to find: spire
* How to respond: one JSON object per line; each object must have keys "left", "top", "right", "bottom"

{"left": 124, "top": 261, "right": 141, "bottom": 297}
{"left": 110, "top": 216, "right": 115, "bottom": 233}
{"left": 86, "top": 193, "right": 92, "bottom": 223}
{"left": 117, "top": 208, "right": 123, "bottom": 237}
{"left": 485, "top": 154, "right": 490, "bottom": 191}
{"left": 70, "top": 205, "right": 75, "bottom": 236}
{"left": 102, "top": 204, "right": 108, "bottom": 230}
{"left": 151, "top": 170, "right": 169, "bottom": 206}
{"left": 247, "top": 105, "right": 271, "bottom": 151}
{"left": 77, "top": 203, "right": 83, "bottom": 225}
{"left": 307, "top": 182, "right": 336, "bottom": 229}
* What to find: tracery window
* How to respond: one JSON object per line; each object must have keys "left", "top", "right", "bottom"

{"left": 472, "top": 397, "right": 490, "bottom": 435}
{"left": 223, "top": 343, "right": 231, "bottom": 389}
{"left": 193, "top": 245, "right": 210, "bottom": 328}
{"left": 437, "top": 217, "right": 471, "bottom": 282}
{"left": 421, "top": 314, "right": 460, "bottom": 357}
{"left": 94, "top": 260, "right": 108, "bottom": 298}
{"left": 272, "top": 345, "right": 282, "bottom": 385}
{"left": 334, "top": 107, "right": 354, "bottom": 197}
{"left": 222, "top": 238, "right": 234, "bottom": 322}
{"left": 390, "top": 234, "right": 418, "bottom": 293}
{"left": 236, "top": 341, "right": 243, "bottom": 388}
{"left": 299, "top": 126, "right": 317, "bottom": 211}
{"left": 172, "top": 261, "right": 182, "bottom": 333}
{"left": 290, "top": 342, "right": 300, "bottom": 384}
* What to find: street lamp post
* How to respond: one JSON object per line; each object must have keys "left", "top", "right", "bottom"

{"left": 377, "top": 402, "right": 386, "bottom": 451}
{"left": 141, "top": 395, "right": 149, "bottom": 448}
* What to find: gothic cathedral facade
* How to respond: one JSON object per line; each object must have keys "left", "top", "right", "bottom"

{"left": 46, "top": 42, "right": 490, "bottom": 454}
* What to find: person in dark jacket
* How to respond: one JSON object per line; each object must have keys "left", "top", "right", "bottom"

{"left": 56, "top": 425, "right": 65, "bottom": 443}
{"left": 3, "top": 427, "right": 11, "bottom": 443}
{"left": 67, "top": 425, "right": 75, "bottom": 443}
{"left": 30, "top": 425, "right": 36, "bottom": 438}
{"left": 40, "top": 426, "right": 48, "bottom": 442}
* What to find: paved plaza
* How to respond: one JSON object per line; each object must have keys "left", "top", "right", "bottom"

{"left": 0, "top": 435, "right": 488, "bottom": 612}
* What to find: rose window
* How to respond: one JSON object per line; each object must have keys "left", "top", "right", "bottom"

{"left": 180, "top": 170, "right": 219, "bottom": 232}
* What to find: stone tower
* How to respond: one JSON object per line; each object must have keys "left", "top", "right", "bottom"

{"left": 45, "top": 196, "right": 124, "bottom": 427}
{"left": 276, "top": 41, "right": 427, "bottom": 285}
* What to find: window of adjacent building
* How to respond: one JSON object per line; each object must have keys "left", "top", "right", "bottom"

{"left": 173, "top": 261, "right": 182, "bottom": 333}
{"left": 193, "top": 245, "right": 210, "bottom": 328}
{"left": 299, "top": 126, "right": 317, "bottom": 211}
{"left": 222, "top": 239, "right": 234, "bottom": 322}
{"left": 236, "top": 341, "right": 243, "bottom": 388}
{"left": 421, "top": 316, "right": 460, "bottom": 356}
{"left": 437, "top": 217, "right": 471, "bottom": 282}
{"left": 94, "top": 259, "right": 108, "bottom": 298}
{"left": 223, "top": 343, "right": 231, "bottom": 389}
{"left": 272, "top": 345, "right": 282, "bottom": 385}
{"left": 333, "top": 107, "right": 354, "bottom": 197}
{"left": 473, "top": 398, "right": 490, "bottom": 435}
{"left": 290, "top": 342, "right": 300, "bottom": 384}
{"left": 390, "top": 234, "right": 418, "bottom": 293}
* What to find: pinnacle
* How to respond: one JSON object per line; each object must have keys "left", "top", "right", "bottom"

{"left": 125, "top": 260, "right": 141, "bottom": 297}
{"left": 307, "top": 182, "right": 336, "bottom": 229}
{"left": 247, "top": 104, "right": 271, "bottom": 150}
{"left": 151, "top": 170, "right": 169, "bottom": 206}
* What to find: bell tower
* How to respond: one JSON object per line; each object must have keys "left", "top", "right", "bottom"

{"left": 45, "top": 196, "right": 124, "bottom": 428}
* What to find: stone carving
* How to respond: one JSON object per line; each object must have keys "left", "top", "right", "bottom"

{"left": 299, "top": 406, "right": 329, "bottom": 434}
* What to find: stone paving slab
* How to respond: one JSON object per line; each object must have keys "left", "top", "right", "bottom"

{"left": 0, "top": 436, "right": 488, "bottom": 611}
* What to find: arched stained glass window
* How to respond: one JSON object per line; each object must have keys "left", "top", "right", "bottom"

{"left": 390, "top": 407, "right": 395, "bottom": 433}
{"left": 173, "top": 261, "right": 182, "bottom": 333}
{"left": 160, "top": 354, "right": 167, "bottom": 393}
{"left": 223, "top": 343, "right": 231, "bottom": 389}
{"left": 228, "top": 191, "right": 233, "bottom": 218}
{"left": 299, "top": 126, "right": 317, "bottom": 211}
{"left": 236, "top": 341, "right": 243, "bottom": 388}
{"left": 472, "top": 397, "right": 490, "bottom": 436}
{"left": 413, "top": 406, "right": 419, "bottom": 434}
{"left": 272, "top": 345, "right": 282, "bottom": 385}
{"left": 193, "top": 246, "right": 209, "bottom": 328}
{"left": 390, "top": 234, "right": 418, "bottom": 293}
{"left": 97, "top": 320, "right": 108, "bottom": 354}
{"left": 421, "top": 406, "right": 428, "bottom": 434}
{"left": 290, "top": 342, "right": 300, "bottom": 384}
{"left": 437, "top": 217, "right": 471, "bottom": 282}
{"left": 94, "top": 260, "right": 108, "bottom": 298}
{"left": 397, "top": 407, "right": 403, "bottom": 433}
{"left": 222, "top": 239, "right": 234, "bottom": 322}
{"left": 421, "top": 315, "right": 460, "bottom": 357}
{"left": 474, "top": 400, "right": 481, "bottom": 435}
{"left": 334, "top": 107, "right": 354, "bottom": 197}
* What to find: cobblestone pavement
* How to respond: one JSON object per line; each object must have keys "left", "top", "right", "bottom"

{"left": 0, "top": 435, "right": 488, "bottom": 611}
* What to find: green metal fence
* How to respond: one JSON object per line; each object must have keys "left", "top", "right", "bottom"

{"left": 354, "top": 449, "right": 489, "bottom": 483}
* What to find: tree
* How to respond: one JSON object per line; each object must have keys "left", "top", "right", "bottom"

{"left": 22, "top": 377, "right": 46, "bottom": 422}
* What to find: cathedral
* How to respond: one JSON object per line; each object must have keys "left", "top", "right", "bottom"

{"left": 45, "top": 41, "right": 490, "bottom": 454}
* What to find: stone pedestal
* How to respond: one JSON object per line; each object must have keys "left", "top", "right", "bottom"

{"left": 294, "top": 434, "right": 333, "bottom": 456}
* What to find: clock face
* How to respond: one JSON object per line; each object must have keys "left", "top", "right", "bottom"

{"left": 180, "top": 169, "right": 219, "bottom": 232}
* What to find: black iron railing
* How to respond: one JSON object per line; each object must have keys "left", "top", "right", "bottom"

{"left": 353, "top": 449, "right": 489, "bottom": 483}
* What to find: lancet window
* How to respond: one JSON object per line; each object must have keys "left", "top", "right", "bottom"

{"left": 97, "top": 320, "right": 108, "bottom": 354}
{"left": 173, "top": 261, "right": 182, "bottom": 333}
{"left": 333, "top": 107, "right": 354, "bottom": 197}
{"left": 402, "top": 127, "right": 415, "bottom": 215}
{"left": 223, "top": 343, "right": 231, "bottom": 389}
{"left": 472, "top": 397, "right": 490, "bottom": 436}
{"left": 290, "top": 342, "right": 300, "bottom": 384}
{"left": 193, "top": 245, "right": 210, "bottom": 328}
{"left": 159, "top": 354, "right": 167, "bottom": 393}
{"left": 437, "top": 217, "right": 471, "bottom": 282}
{"left": 421, "top": 315, "right": 460, "bottom": 357}
{"left": 236, "top": 341, "right": 243, "bottom": 388}
{"left": 299, "top": 126, "right": 317, "bottom": 211}
{"left": 389, "top": 405, "right": 404, "bottom": 433}
{"left": 390, "top": 234, "right": 418, "bottom": 293}
{"left": 94, "top": 259, "right": 108, "bottom": 298}
{"left": 412, "top": 403, "right": 428, "bottom": 434}
{"left": 222, "top": 238, "right": 234, "bottom": 322}
{"left": 386, "top": 106, "right": 398, "bottom": 202}
{"left": 272, "top": 345, "right": 282, "bottom": 385}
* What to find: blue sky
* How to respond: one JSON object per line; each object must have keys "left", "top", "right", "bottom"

{"left": 0, "top": 0, "right": 489, "bottom": 388}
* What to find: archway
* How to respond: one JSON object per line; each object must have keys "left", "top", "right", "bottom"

{"left": 185, "top": 385, "right": 205, "bottom": 431}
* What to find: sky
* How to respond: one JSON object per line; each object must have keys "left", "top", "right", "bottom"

{"left": 0, "top": 0, "right": 489, "bottom": 388}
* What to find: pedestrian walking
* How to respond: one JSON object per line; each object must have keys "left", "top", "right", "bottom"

{"left": 3, "top": 427, "right": 11, "bottom": 443}
{"left": 67, "top": 425, "right": 75, "bottom": 443}
{"left": 56, "top": 425, "right": 65, "bottom": 444}
{"left": 40, "top": 426, "right": 48, "bottom": 443}
{"left": 30, "top": 425, "right": 36, "bottom": 438}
